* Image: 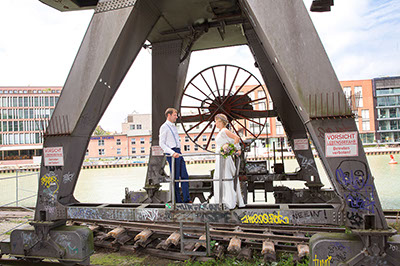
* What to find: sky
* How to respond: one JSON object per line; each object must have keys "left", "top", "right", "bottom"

{"left": 0, "top": 0, "right": 399, "bottom": 132}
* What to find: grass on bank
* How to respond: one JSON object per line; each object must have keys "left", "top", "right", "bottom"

{"left": 91, "top": 251, "right": 309, "bottom": 266}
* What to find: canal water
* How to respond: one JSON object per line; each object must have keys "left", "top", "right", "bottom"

{"left": 0, "top": 154, "right": 399, "bottom": 209}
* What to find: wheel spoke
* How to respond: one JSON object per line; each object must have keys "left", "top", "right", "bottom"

{"left": 222, "top": 65, "right": 227, "bottom": 99}
{"left": 180, "top": 111, "right": 212, "bottom": 123}
{"left": 231, "top": 108, "right": 268, "bottom": 113}
{"left": 190, "top": 82, "right": 215, "bottom": 103}
{"left": 205, "top": 124, "right": 216, "bottom": 150}
{"left": 225, "top": 67, "right": 240, "bottom": 100}
{"left": 233, "top": 112, "right": 265, "bottom": 127}
{"left": 226, "top": 74, "right": 252, "bottom": 105}
{"left": 183, "top": 93, "right": 213, "bottom": 104}
{"left": 181, "top": 105, "right": 209, "bottom": 109}
{"left": 230, "top": 96, "right": 268, "bottom": 108}
{"left": 185, "top": 119, "right": 208, "bottom": 134}
{"left": 200, "top": 73, "right": 218, "bottom": 101}
{"left": 194, "top": 119, "right": 214, "bottom": 142}
{"left": 228, "top": 85, "right": 262, "bottom": 105}
{"left": 211, "top": 67, "right": 221, "bottom": 99}
{"left": 227, "top": 120, "right": 246, "bottom": 146}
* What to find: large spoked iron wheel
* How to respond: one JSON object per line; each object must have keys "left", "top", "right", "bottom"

{"left": 179, "top": 64, "right": 269, "bottom": 152}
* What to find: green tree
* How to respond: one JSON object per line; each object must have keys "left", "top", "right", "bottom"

{"left": 93, "top": 125, "right": 110, "bottom": 136}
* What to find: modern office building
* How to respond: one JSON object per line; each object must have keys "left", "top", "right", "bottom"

{"left": 373, "top": 76, "right": 400, "bottom": 143}
{"left": 0, "top": 86, "right": 61, "bottom": 160}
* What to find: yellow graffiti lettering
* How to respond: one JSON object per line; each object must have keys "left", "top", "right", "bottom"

{"left": 313, "top": 255, "right": 332, "bottom": 266}
{"left": 41, "top": 173, "right": 59, "bottom": 195}
{"left": 240, "top": 212, "right": 290, "bottom": 225}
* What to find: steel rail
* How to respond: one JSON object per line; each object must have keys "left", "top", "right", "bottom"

{"left": 71, "top": 219, "right": 342, "bottom": 243}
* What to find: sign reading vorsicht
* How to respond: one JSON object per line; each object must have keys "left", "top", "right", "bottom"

{"left": 43, "top": 147, "right": 64, "bottom": 166}
{"left": 325, "top": 132, "right": 358, "bottom": 157}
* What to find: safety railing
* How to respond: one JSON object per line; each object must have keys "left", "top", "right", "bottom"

{"left": 167, "top": 152, "right": 240, "bottom": 211}
{"left": 0, "top": 170, "right": 39, "bottom": 211}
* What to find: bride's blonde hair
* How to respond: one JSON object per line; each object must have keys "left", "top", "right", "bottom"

{"left": 215, "top": 114, "right": 228, "bottom": 126}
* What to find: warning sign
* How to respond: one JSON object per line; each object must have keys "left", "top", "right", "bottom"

{"left": 151, "top": 146, "right": 164, "bottom": 156}
{"left": 294, "top": 139, "right": 308, "bottom": 151}
{"left": 44, "top": 147, "right": 64, "bottom": 166}
{"left": 325, "top": 132, "right": 358, "bottom": 157}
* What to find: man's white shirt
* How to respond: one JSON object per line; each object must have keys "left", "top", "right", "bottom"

{"left": 159, "top": 120, "right": 181, "bottom": 155}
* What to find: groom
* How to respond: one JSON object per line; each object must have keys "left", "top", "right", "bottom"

{"left": 159, "top": 108, "right": 191, "bottom": 203}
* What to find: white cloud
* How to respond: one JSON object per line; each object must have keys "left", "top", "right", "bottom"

{"left": 0, "top": 0, "right": 399, "bottom": 131}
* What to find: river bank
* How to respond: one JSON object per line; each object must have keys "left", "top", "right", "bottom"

{"left": 0, "top": 146, "right": 399, "bottom": 174}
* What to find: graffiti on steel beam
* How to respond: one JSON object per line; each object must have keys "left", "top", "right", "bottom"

{"left": 175, "top": 203, "right": 220, "bottom": 211}
{"left": 345, "top": 188, "right": 375, "bottom": 213}
{"left": 335, "top": 160, "right": 376, "bottom": 213}
{"left": 22, "top": 232, "right": 39, "bottom": 248}
{"left": 240, "top": 211, "right": 289, "bottom": 224}
{"left": 130, "top": 193, "right": 146, "bottom": 203}
{"left": 136, "top": 209, "right": 160, "bottom": 221}
{"left": 313, "top": 255, "right": 332, "bottom": 266}
{"left": 41, "top": 172, "right": 59, "bottom": 206}
{"left": 67, "top": 208, "right": 100, "bottom": 220}
{"left": 327, "top": 242, "right": 349, "bottom": 264}
{"left": 63, "top": 172, "right": 75, "bottom": 183}
{"left": 292, "top": 210, "right": 328, "bottom": 223}
{"left": 389, "top": 244, "right": 400, "bottom": 252}
{"left": 55, "top": 234, "right": 78, "bottom": 256}
{"left": 297, "top": 154, "right": 317, "bottom": 172}
{"left": 346, "top": 211, "right": 363, "bottom": 227}
{"left": 335, "top": 160, "right": 369, "bottom": 192}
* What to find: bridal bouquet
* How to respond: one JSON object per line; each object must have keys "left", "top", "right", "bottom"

{"left": 220, "top": 143, "right": 236, "bottom": 158}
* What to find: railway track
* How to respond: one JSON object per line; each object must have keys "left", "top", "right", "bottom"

{"left": 69, "top": 219, "right": 347, "bottom": 262}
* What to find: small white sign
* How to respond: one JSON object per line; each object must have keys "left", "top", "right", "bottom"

{"left": 44, "top": 147, "right": 64, "bottom": 166}
{"left": 151, "top": 146, "right": 164, "bottom": 156}
{"left": 325, "top": 132, "right": 358, "bottom": 157}
{"left": 294, "top": 139, "right": 309, "bottom": 151}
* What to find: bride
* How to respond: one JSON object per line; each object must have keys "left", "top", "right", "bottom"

{"left": 213, "top": 113, "right": 245, "bottom": 209}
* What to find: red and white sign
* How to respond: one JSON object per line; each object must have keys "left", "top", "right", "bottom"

{"left": 294, "top": 139, "right": 308, "bottom": 151}
{"left": 151, "top": 146, "right": 164, "bottom": 156}
{"left": 325, "top": 132, "right": 358, "bottom": 157}
{"left": 43, "top": 147, "right": 64, "bottom": 166}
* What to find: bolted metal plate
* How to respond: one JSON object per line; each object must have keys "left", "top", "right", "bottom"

{"left": 10, "top": 225, "right": 93, "bottom": 262}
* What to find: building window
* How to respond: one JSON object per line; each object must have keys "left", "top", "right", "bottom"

{"left": 361, "top": 109, "right": 370, "bottom": 131}
{"left": 131, "top": 138, "right": 136, "bottom": 145}
{"left": 141, "top": 147, "right": 145, "bottom": 153}
{"left": 184, "top": 145, "right": 190, "bottom": 151}
{"left": 276, "top": 119, "right": 284, "bottom": 135}
{"left": 202, "top": 136, "right": 207, "bottom": 142}
{"left": 354, "top": 86, "right": 363, "bottom": 107}
{"left": 140, "top": 138, "right": 145, "bottom": 144}
{"left": 98, "top": 139, "right": 104, "bottom": 146}
{"left": 117, "top": 148, "right": 121, "bottom": 155}
{"left": 137, "top": 124, "right": 142, "bottom": 129}
{"left": 343, "top": 87, "right": 351, "bottom": 99}
{"left": 132, "top": 147, "right": 136, "bottom": 154}
{"left": 116, "top": 139, "right": 121, "bottom": 145}
{"left": 185, "top": 136, "right": 189, "bottom": 142}
{"left": 86, "top": 150, "right": 89, "bottom": 156}
{"left": 362, "top": 121, "right": 370, "bottom": 131}
{"left": 98, "top": 149, "right": 105, "bottom": 155}
{"left": 130, "top": 124, "right": 135, "bottom": 130}
{"left": 194, "top": 145, "right": 199, "bottom": 151}
{"left": 211, "top": 144, "right": 216, "bottom": 149}
{"left": 211, "top": 135, "right": 215, "bottom": 141}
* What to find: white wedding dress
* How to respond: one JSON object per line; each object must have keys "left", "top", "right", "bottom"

{"left": 213, "top": 128, "right": 245, "bottom": 209}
